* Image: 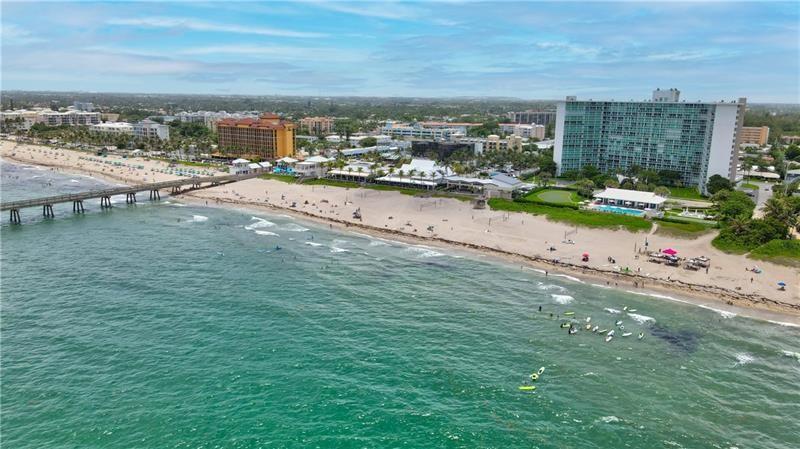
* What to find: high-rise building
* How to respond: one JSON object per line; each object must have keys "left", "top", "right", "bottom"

{"left": 739, "top": 126, "right": 770, "bottom": 146}
{"left": 553, "top": 89, "right": 745, "bottom": 192}
{"left": 506, "top": 110, "right": 556, "bottom": 126}
{"left": 217, "top": 113, "right": 296, "bottom": 160}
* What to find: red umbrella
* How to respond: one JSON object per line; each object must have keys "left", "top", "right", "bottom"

{"left": 662, "top": 248, "right": 678, "bottom": 255}
{"left": 582, "top": 253, "right": 589, "bottom": 257}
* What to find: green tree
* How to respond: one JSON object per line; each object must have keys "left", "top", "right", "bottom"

{"left": 359, "top": 136, "right": 377, "bottom": 147}
{"left": 654, "top": 186, "right": 671, "bottom": 197}
{"left": 712, "top": 190, "right": 756, "bottom": 222}
{"left": 574, "top": 179, "right": 595, "bottom": 197}
{"left": 707, "top": 174, "right": 734, "bottom": 194}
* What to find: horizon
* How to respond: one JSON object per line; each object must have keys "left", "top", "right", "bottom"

{"left": 2, "top": 1, "right": 798, "bottom": 103}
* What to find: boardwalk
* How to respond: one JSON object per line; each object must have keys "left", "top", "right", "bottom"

{"left": 2, "top": 172, "right": 262, "bottom": 223}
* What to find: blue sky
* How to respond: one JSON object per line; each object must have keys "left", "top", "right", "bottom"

{"left": 2, "top": 1, "right": 798, "bottom": 102}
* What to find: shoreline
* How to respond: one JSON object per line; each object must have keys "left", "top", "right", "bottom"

{"left": 176, "top": 192, "right": 800, "bottom": 326}
{"left": 2, "top": 147, "right": 799, "bottom": 324}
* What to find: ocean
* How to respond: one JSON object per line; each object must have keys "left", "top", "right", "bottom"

{"left": 2, "top": 160, "right": 799, "bottom": 448}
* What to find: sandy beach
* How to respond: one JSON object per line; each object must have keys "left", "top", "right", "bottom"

{"left": 3, "top": 139, "right": 799, "bottom": 321}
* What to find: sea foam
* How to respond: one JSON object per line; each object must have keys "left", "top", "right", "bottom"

{"left": 627, "top": 313, "right": 655, "bottom": 324}
{"left": 551, "top": 294, "right": 574, "bottom": 304}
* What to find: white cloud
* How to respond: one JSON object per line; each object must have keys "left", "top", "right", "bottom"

{"left": 176, "top": 44, "right": 363, "bottom": 62}
{"left": 1, "top": 23, "right": 46, "bottom": 45}
{"left": 302, "top": 0, "right": 423, "bottom": 20}
{"left": 107, "top": 16, "right": 326, "bottom": 38}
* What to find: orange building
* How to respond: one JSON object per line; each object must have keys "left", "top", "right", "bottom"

{"left": 216, "top": 113, "right": 295, "bottom": 160}
{"left": 739, "top": 126, "right": 770, "bottom": 146}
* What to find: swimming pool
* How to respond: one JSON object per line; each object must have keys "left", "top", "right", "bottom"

{"left": 594, "top": 205, "right": 645, "bottom": 216}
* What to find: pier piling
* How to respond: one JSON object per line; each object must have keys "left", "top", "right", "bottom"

{"left": 10, "top": 209, "right": 20, "bottom": 224}
{"left": 42, "top": 204, "right": 54, "bottom": 218}
{"left": 72, "top": 200, "right": 84, "bottom": 213}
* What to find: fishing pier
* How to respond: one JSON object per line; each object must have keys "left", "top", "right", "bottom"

{"left": 2, "top": 172, "right": 261, "bottom": 224}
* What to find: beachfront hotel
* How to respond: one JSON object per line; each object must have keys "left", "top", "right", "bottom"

{"left": 553, "top": 89, "right": 745, "bottom": 193}
{"left": 216, "top": 113, "right": 296, "bottom": 160}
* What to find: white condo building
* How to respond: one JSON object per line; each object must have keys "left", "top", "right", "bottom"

{"left": 553, "top": 88, "right": 745, "bottom": 192}
{"left": 133, "top": 119, "right": 170, "bottom": 141}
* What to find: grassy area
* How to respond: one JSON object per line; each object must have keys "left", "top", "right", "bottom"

{"left": 529, "top": 188, "right": 581, "bottom": 204}
{"left": 668, "top": 187, "right": 707, "bottom": 200}
{"left": 740, "top": 183, "right": 759, "bottom": 190}
{"left": 260, "top": 173, "right": 297, "bottom": 183}
{"left": 303, "top": 178, "right": 473, "bottom": 201}
{"left": 488, "top": 198, "right": 652, "bottom": 232}
{"left": 653, "top": 219, "right": 715, "bottom": 238}
{"left": 748, "top": 239, "right": 800, "bottom": 267}
{"left": 710, "top": 235, "right": 751, "bottom": 254}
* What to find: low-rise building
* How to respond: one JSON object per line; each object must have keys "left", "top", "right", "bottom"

{"left": 485, "top": 134, "right": 523, "bottom": 152}
{"left": 299, "top": 116, "right": 335, "bottom": 135}
{"left": 90, "top": 122, "right": 134, "bottom": 135}
{"left": 39, "top": 109, "right": 101, "bottom": 126}
{"left": 499, "top": 123, "right": 546, "bottom": 140}
{"left": 375, "top": 158, "right": 452, "bottom": 188}
{"left": 230, "top": 158, "right": 251, "bottom": 175}
{"left": 382, "top": 121, "right": 461, "bottom": 140}
{"left": 133, "top": 119, "right": 170, "bottom": 141}
{"left": 740, "top": 126, "right": 770, "bottom": 146}
{"left": 593, "top": 188, "right": 666, "bottom": 211}
{"left": 294, "top": 155, "right": 332, "bottom": 178}
{"left": 784, "top": 169, "right": 800, "bottom": 185}
{"left": 781, "top": 135, "right": 800, "bottom": 145}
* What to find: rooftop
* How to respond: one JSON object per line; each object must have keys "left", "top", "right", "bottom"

{"left": 594, "top": 188, "right": 667, "bottom": 205}
{"left": 217, "top": 113, "right": 293, "bottom": 130}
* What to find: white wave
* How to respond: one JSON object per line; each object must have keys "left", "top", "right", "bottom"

{"left": 529, "top": 268, "right": 547, "bottom": 275}
{"left": 191, "top": 215, "right": 208, "bottom": 222}
{"left": 697, "top": 305, "right": 737, "bottom": 319}
{"left": 330, "top": 247, "right": 349, "bottom": 253}
{"left": 591, "top": 283, "right": 612, "bottom": 289}
{"left": 407, "top": 246, "right": 444, "bottom": 258}
{"left": 604, "top": 308, "right": 621, "bottom": 314}
{"left": 598, "top": 416, "right": 620, "bottom": 424}
{"left": 767, "top": 320, "right": 800, "bottom": 328}
{"left": 304, "top": 241, "right": 323, "bottom": 247}
{"left": 551, "top": 294, "right": 574, "bottom": 304}
{"left": 170, "top": 202, "right": 186, "bottom": 207}
{"left": 281, "top": 223, "right": 309, "bottom": 232}
{"left": 551, "top": 273, "right": 584, "bottom": 283}
{"left": 625, "top": 290, "right": 681, "bottom": 302}
{"left": 369, "top": 240, "right": 388, "bottom": 246}
{"left": 782, "top": 350, "right": 800, "bottom": 361}
{"left": 245, "top": 217, "right": 276, "bottom": 230}
{"left": 734, "top": 353, "right": 754, "bottom": 366}
{"left": 627, "top": 313, "right": 655, "bottom": 324}
{"left": 69, "top": 179, "right": 80, "bottom": 183}
{"left": 537, "top": 282, "right": 566, "bottom": 291}
{"left": 254, "top": 230, "right": 279, "bottom": 237}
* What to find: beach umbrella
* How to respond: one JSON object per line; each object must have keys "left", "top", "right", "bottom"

{"left": 662, "top": 248, "right": 678, "bottom": 255}
{"left": 582, "top": 252, "right": 589, "bottom": 257}
{"left": 778, "top": 282, "right": 786, "bottom": 287}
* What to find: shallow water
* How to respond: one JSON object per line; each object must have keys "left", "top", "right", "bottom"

{"left": 2, "top": 160, "right": 799, "bottom": 448}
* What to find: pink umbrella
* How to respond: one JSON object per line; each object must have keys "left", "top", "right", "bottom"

{"left": 662, "top": 248, "right": 678, "bottom": 255}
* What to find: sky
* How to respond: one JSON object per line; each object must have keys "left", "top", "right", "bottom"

{"left": 2, "top": 1, "right": 798, "bottom": 102}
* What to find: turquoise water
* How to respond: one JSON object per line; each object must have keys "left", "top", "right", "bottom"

{"left": 2, "top": 160, "right": 799, "bottom": 448}
{"left": 594, "top": 205, "right": 645, "bottom": 216}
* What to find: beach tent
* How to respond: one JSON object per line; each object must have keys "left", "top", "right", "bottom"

{"left": 662, "top": 248, "right": 678, "bottom": 255}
